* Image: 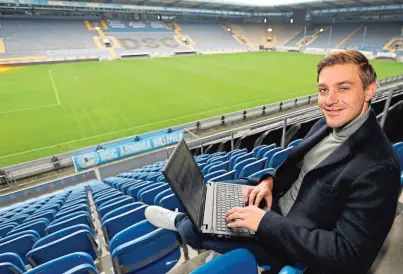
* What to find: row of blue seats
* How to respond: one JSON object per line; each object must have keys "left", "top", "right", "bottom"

{"left": 90, "top": 179, "right": 183, "bottom": 273}
{"left": 392, "top": 142, "right": 403, "bottom": 185}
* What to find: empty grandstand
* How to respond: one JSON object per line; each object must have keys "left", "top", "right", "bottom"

{"left": 0, "top": 0, "right": 403, "bottom": 273}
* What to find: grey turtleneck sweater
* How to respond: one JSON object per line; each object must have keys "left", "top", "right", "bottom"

{"left": 278, "top": 109, "right": 370, "bottom": 216}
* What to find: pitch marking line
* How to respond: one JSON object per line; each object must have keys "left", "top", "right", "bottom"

{"left": 48, "top": 69, "right": 61, "bottom": 105}
{"left": 0, "top": 97, "right": 274, "bottom": 160}
{"left": 0, "top": 104, "right": 59, "bottom": 115}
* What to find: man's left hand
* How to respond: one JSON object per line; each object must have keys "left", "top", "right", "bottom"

{"left": 225, "top": 206, "right": 266, "bottom": 231}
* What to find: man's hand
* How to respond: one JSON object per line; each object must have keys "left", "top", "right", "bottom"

{"left": 243, "top": 177, "right": 274, "bottom": 208}
{"left": 225, "top": 206, "right": 266, "bottom": 231}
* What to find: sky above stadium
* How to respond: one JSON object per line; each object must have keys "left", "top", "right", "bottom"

{"left": 194, "top": 0, "right": 326, "bottom": 7}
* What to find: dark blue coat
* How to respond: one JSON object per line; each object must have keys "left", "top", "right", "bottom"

{"left": 257, "top": 110, "right": 401, "bottom": 273}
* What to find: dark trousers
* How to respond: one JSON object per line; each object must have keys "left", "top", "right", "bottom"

{"left": 174, "top": 179, "right": 289, "bottom": 273}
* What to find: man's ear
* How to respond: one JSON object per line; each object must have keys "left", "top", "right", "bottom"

{"left": 364, "top": 82, "right": 377, "bottom": 102}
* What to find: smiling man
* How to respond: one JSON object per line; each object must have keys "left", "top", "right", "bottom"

{"left": 145, "top": 50, "right": 401, "bottom": 273}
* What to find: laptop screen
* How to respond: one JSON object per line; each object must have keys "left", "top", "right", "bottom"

{"left": 162, "top": 139, "right": 205, "bottom": 228}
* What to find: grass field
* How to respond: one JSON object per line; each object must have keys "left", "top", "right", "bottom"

{"left": 1, "top": 51, "right": 403, "bottom": 166}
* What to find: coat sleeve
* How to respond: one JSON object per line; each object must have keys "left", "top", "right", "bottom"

{"left": 255, "top": 164, "right": 400, "bottom": 273}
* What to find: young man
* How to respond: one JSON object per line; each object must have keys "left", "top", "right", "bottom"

{"left": 145, "top": 50, "right": 401, "bottom": 273}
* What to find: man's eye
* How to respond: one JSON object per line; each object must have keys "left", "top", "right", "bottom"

{"left": 340, "top": 87, "right": 349, "bottom": 91}
{"left": 318, "top": 88, "right": 327, "bottom": 93}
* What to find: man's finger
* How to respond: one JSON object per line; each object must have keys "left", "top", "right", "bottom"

{"left": 225, "top": 207, "right": 243, "bottom": 217}
{"left": 226, "top": 212, "right": 244, "bottom": 222}
{"left": 265, "top": 194, "right": 273, "bottom": 209}
{"left": 243, "top": 188, "right": 253, "bottom": 202}
{"left": 227, "top": 219, "right": 247, "bottom": 228}
{"left": 254, "top": 192, "right": 265, "bottom": 206}
{"left": 248, "top": 190, "right": 258, "bottom": 206}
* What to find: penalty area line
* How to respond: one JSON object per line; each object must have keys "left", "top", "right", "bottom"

{"left": 48, "top": 69, "right": 61, "bottom": 105}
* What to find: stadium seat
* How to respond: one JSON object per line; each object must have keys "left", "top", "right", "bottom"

{"left": 208, "top": 161, "right": 230, "bottom": 174}
{"left": 262, "top": 147, "right": 283, "bottom": 164}
{"left": 46, "top": 212, "right": 93, "bottom": 234}
{"left": 100, "top": 202, "right": 144, "bottom": 224}
{"left": 393, "top": 142, "right": 402, "bottom": 150}
{"left": 268, "top": 148, "right": 292, "bottom": 169}
{"left": 233, "top": 158, "right": 258, "bottom": 176}
{"left": 202, "top": 162, "right": 223, "bottom": 175}
{"left": 256, "top": 144, "right": 276, "bottom": 159}
{"left": 98, "top": 196, "right": 134, "bottom": 217}
{"left": 159, "top": 193, "right": 185, "bottom": 212}
{"left": 136, "top": 183, "right": 166, "bottom": 201}
{"left": 25, "top": 252, "right": 98, "bottom": 274}
{"left": 191, "top": 248, "right": 258, "bottom": 274}
{"left": 139, "top": 184, "right": 170, "bottom": 205}
{"left": 25, "top": 210, "right": 57, "bottom": 223}
{"left": 26, "top": 229, "right": 99, "bottom": 267}
{"left": 0, "top": 252, "right": 26, "bottom": 273}
{"left": 229, "top": 151, "right": 247, "bottom": 168}
{"left": 95, "top": 193, "right": 123, "bottom": 208}
{"left": 210, "top": 170, "right": 237, "bottom": 182}
{"left": 252, "top": 145, "right": 268, "bottom": 156}
{"left": 238, "top": 158, "right": 267, "bottom": 178}
{"left": 96, "top": 195, "right": 130, "bottom": 210}
{"left": 287, "top": 139, "right": 302, "bottom": 148}
{"left": 0, "top": 230, "right": 39, "bottom": 264}
{"left": 110, "top": 220, "right": 180, "bottom": 274}
{"left": 33, "top": 225, "right": 93, "bottom": 249}
{"left": 205, "top": 170, "right": 228, "bottom": 181}
{"left": 102, "top": 204, "right": 148, "bottom": 241}
{"left": 233, "top": 152, "right": 255, "bottom": 167}
{"left": 248, "top": 168, "right": 275, "bottom": 180}
{"left": 0, "top": 224, "right": 18, "bottom": 238}
{"left": 153, "top": 189, "right": 174, "bottom": 205}
{"left": 0, "top": 262, "right": 24, "bottom": 274}
{"left": 8, "top": 219, "right": 49, "bottom": 237}
{"left": 56, "top": 204, "right": 90, "bottom": 219}
{"left": 278, "top": 266, "right": 304, "bottom": 274}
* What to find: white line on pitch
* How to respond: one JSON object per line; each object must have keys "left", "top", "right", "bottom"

{"left": 0, "top": 97, "right": 275, "bottom": 159}
{"left": 48, "top": 69, "right": 61, "bottom": 105}
{"left": 0, "top": 104, "right": 59, "bottom": 115}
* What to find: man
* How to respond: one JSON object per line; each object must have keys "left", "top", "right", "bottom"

{"left": 145, "top": 50, "right": 401, "bottom": 273}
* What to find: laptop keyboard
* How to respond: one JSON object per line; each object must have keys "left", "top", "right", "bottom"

{"left": 216, "top": 183, "right": 250, "bottom": 234}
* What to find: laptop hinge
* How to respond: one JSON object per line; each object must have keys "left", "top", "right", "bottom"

{"left": 198, "top": 182, "right": 209, "bottom": 229}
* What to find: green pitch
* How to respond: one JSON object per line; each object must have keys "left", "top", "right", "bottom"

{"left": 1, "top": 51, "right": 403, "bottom": 166}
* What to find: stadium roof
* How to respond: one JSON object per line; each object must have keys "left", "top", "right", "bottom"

{"left": 107, "top": 0, "right": 403, "bottom": 12}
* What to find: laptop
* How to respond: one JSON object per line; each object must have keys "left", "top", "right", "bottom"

{"left": 162, "top": 139, "right": 256, "bottom": 239}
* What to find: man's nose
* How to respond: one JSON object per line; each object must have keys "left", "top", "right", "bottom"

{"left": 325, "top": 90, "right": 338, "bottom": 105}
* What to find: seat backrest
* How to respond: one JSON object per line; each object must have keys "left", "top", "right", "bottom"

{"left": 24, "top": 252, "right": 97, "bottom": 274}
{"left": 34, "top": 224, "right": 93, "bottom": 249}
{"left": 102, "top": 205, "right": 148, "bottom": 239}
{"left": 101, "top": 202, "right": 144, "bottom": 224}
{"left": 111, "top": 227, "right": 180, "bottom": 274}
{"left": 256, "top": 144, "right": 276, "bottom": 159}
{"left": 136, "top": 183, "right": 165, "bottom": 201}
{"left": 233, "top": 158, "right": 257, "bottom": 176}
{"left": 233, "top": 152, "right": 254, "bottom": 167}
{"left": 95, "top": 193, "right": 123, "bottom": 208}
{"left": 8, "top": 220, "right": 48, "bottom": 238}
{"left": 52, "top": 211, "right": 89, "bottom": 225}
{"left": 127, "top": 182, "right": 153, "bottom": 198}
{"left": 97, "top": 195, "right": 130, "bottom": 210}
{"left": 46, "top": 213, "right": 92, "bottom": 235}
{"left": 239, "top": 158, "right": 267, "bottom": 178}
{"left": 0, "top": 262, "right": 24, "bottom": 274}
{"left": 159, "top": 194, "right": 185, "bottom": 212}
{"left": 205, "top": 170, "right": 228, "bottom": 181}
{"left": 140, "top": 184, "right": 170, "bottom": 205}
{"left": 252, "top": 145, "right": 267, "bottom": 156}
{"left": 278, "top": 265, "right": 304, "bottom": 274}
{"left": 263, "top": 147, "right": 283, "bottom": 163}
{"left": 210, "top": 170, "right": 237, "bottom": 182}
{"left": 56, "top": 204, "right": 89, "bottom": 219}
{"left": 287, "top": 139, "right": 302, "bottom": 148}
{"left": 98, "top": 197, "right": 134, "bottom": 218}
{"left": 191, "top": 248, "right": 258, "bottom": 274}
{"left": 0, "top": 233, "right": 39, "bottom": 264}
{"left": 229, "top": 151, "right": 247, "bottom": 168}
{"left": 153, "top": 189, "right": 174, "bottom": 206}
{"left": 208, "top": 161, "right": 230, "bottom": 174}
{"left": 269, "top": 148, "right": 292, "bottom": 169}
{"left": 0, "top": 252, "right": 26, "bottom": 273}
{"left": 248, "top": 168, "right": 275, "bottom": 180}
{"left": 26, "top": 230, "right": 98, "bottom": 267}
{"left": 0, "top": 224, "right": 18, "bottom": 238}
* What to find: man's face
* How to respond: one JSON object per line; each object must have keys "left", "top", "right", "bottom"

{"left": 317, "top": 64, "right": 374, "bottom": 128}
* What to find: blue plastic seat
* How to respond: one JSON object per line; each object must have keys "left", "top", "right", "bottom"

{"left": 262, "top": 147, "right": 283, "bottom": 164}
{"left": 34, "top": 225, "right": 93, "bottom": 249}
{"left": 26, "top": 230, "right": 98, "bottom": 267}
{"left": 227, "top": 149, "right": 246, "bottom": 159}
{"left": 98, "top": 197, "right": 134, "bottom": 218}
{"left": 0, "top": 262, "right": 24, "bottom": 274}
{"left": 210, "top": 170, "right": 237, "bottom": 182}
{"left": 0, "top": 252, "right": 26, "bottom": 273}
{"left": 208, "top": 161, "right": 230, "bottom": 174}
{"left": 202, "top": 162, "right": 224, "bottom": 176}
{"left": 233, "top": 152, "right": 254, "bottom": 167}
{"left": 8, "top": 219, "right": 49, "bottom": 237}
{"left": 205, "top": 170, "right": 228, "bottom": 181}
{"left": 393, "top": 142, "right": 402, "bottom": 150}
{"left": 127, "top": 182, "right": 154, "bottom": 198}
{"left": 278, "top": 265, "right": 304, "bottom": 274}
{"left": 191, "top": 248, "right": 258, "bottom": 274}
{"left": 100, "top": 202, "right": 144, "bottom": 224}
{"left": 0, "top": 231, "right": 39, "bottom": 264}
{"left": 95, "top": 193, "right": 123, "bottom": 208}
{"left": 56, "top": 204, "right": 90, "bottom": 219}
{"left": 25, "top": 210, "right": 57, "bottom": 223}
{"left": 153, "top": 189, "right": 174, "bottom": 206}
{"left": 0, "top": 224, "right": 18, "bottom": 238}
{"left": 136, "top": 183, "right": 165, "bottom": 201}
{"left": 110, "top": 221, "right": 180, "bottom": 274}
{"left": 238, "top": 158, "right": 267, "bottom": 178}
{"left": 208, "top": 155, "right": 227, "bottom": 164}
{"left": 25, "top": 252, "right": 99, "bottom": 274}
{"left": 256, "top": 144, "right": 276, "bottom": 159}
{"left": 248, "top": 168, "right": 275, "bottom": 180}
{"left": 159, "top": 194, "right": 185, "bottom": 212}
{"left": 233, "top": 158, "right": 258, "bottom": 176}
{"left": 252, "top": 145, "right": 267, "bottom": 156}
{"left": 46, "top": 213, "right": 93, "bottom": 234}
{"left": 96, "top": 195, "right": 129, "bottom": 210}
{"left": 139, "top": 184, "right": 170, "bottom": 205}
{"left": 102, "top": 205, "right": 148, "bottom": 241}
{"left": 287, "top": 139, "right": 302, "bottom": 148}
{"left": 268, "top": 148, "right": 292, "bottom": 169}
{"left": 4, "top": 214, "right": 29, "bottom": 225}
{"left": 229, "top": 151, "right": 247, "bottom": 168}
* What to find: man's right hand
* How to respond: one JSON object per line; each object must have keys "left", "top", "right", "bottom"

{"left": 243, "top": 177, "right": 274, "bottom": 209}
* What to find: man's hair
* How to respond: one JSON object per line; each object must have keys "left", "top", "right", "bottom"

{"left": 317, "top": 50, "right": 377, "bottom": 89}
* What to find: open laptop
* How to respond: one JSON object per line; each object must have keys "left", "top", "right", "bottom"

{"left": 162, "top": 139, "right": 256, "bottom": 239}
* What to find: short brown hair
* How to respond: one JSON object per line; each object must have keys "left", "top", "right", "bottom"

{"left": 317, "top": 50, "right": 377, "bottom": 89}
